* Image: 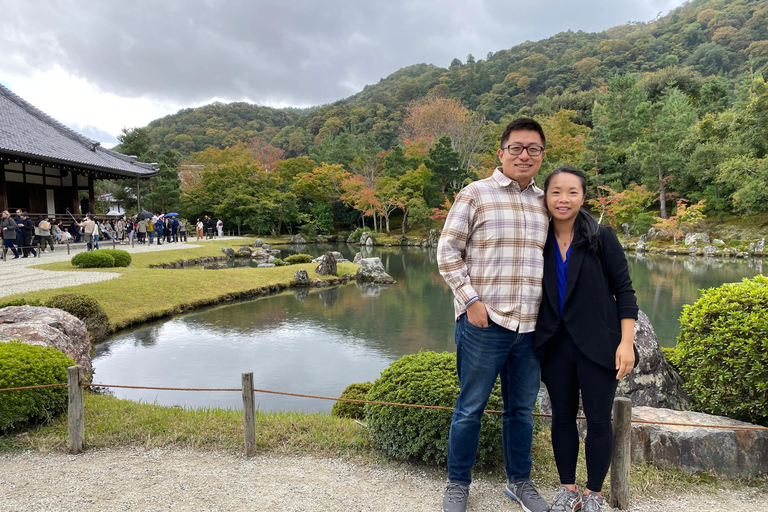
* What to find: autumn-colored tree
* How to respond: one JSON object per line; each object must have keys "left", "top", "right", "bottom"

{"left": 534, "top": 110, "right": 589, "bottom": 175}
{"left": 341, "top": 174, "right": 381, "bottom": 231}
{"left": 652, "top": 199, "right": 707, "bottom": 245}
{"left": 587, "top": 183, "right": 657, "bottom": 229}
{"left": 247, "top": 139, "right": 285, "bottom": 171}
{"left": 292, "top": 163, "right": 350, "bottom": 205}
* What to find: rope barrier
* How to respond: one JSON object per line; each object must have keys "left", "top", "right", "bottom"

{"left": 3, "top": 381, "right": 767, "bottom": 431}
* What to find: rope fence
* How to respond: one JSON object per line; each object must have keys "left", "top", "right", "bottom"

{"left": 3, "top": 367, "right": 768, "bottom": 510}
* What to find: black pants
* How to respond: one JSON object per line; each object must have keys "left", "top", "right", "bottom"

{"left": 541, "top": 327, "right": 618, "bottom": 493}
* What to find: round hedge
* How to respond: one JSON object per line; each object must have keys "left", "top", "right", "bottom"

{"left": 285, "top": 254, "right": 313, "bottom": 264}
{"left": 98, "top": 249, "right": 131, "bottom": 267}
{"left": 676, "top": 275, "right": 768, "bottom": 426}
{"left": 364, "top": 350, "right": 505, "bottom": 466}
{"left": 331, "top": 381, "right": 373, "bottom": 420}
{"left": 0, "top": 341, "right": 75, "bottom": 431}
{"left": 71, "top": 251, "right": 115, "bottom": 268}
{"left": 45, "top": 293, "right": 110, "bottom": 343}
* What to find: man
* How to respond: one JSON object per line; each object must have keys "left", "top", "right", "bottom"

{"left": 437, "top": 118, "right": 550, "bottom": 512}
{"left": 78, "top": 214, "right": 97, "bottom": 251}
{"left": 18, "top": 212, "right": 37, "bottom": 257}
{"left": 204, "top": 216, "right": 213, "bottom": 239}
{"left": 38, "top": 216, "right": 54, "bottom": 252}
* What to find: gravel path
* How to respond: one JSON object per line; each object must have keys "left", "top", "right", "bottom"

{"left": 1, "top": 447, "right": 766, "bottom": 511}
{"left": 0, "top": 238, "right": 241, "bottom": 298}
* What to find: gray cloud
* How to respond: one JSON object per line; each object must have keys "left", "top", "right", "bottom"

{"left": 0, "top": 0, "right": 686, "bottom": 107}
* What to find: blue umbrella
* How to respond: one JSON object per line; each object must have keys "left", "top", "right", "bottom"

{"left": 165, "top": 212, "right": 179, "bottom": 217}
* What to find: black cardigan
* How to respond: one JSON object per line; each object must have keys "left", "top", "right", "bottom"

{"left": 534, "top": 224, "right": 639, "bottom": 370}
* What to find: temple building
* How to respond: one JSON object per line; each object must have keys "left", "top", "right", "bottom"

{"left": 0, "top": 84, "right": 158, "bottom": 219}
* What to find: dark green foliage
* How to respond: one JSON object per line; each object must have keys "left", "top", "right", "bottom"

{"left": 0, "top": 298, "right": 42, "bottom": 308}
{"left": 98, "top": 249, "right": 131, "bottom": 267}
{"left": 0, "top": 341, "right": 74, "bottom": 431}
{"left": 675, "top": 275, "right": 768, "bottom": 426}
{"left": 45, "top": 293, "right": 110, "bottom": 343}
{"left": 331, "top": 381, "right": 373, "bottom": 420}
{"left": 285, "top": 254, "right": 313, "bottom": 264}
{"left": 365, "top": 351, "right": 507, "bottom": 466}
{"left": 71, "top": 251, "right": 116, "bottom": 268}
{"left": 349, "top": 228, "right": 364, "bottom": 242}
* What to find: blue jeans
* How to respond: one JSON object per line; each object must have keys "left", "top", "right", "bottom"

{"left": 148, "top": 231, "right": 154, "bottom": 244}
{"left": 447, "top": 314, "right": 541, "bottom": 485}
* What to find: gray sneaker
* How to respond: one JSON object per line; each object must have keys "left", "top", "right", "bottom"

{"left": 551, "top": 485, "right": 582, "bottom": 512}
{"left": 443, "top": 483, "right": 469, "bottom": 512}
{"left": 581, "top": 492, "right": 603, "bottom": 512}
{"left": 505, "top": 480, "right": 550, "bottom": 512}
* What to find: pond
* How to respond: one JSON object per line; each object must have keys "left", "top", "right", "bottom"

{"left": 92, "top": 244, "right": 764, "bottom": 413}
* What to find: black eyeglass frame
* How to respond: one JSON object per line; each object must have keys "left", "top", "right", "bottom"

{"left": 500, "top": 144, "right": 544, "bottom": 156}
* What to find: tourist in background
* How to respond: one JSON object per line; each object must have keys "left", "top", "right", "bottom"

{"left": 535, "top": 166, "right": 638, "bottom": 512}
{"left": 1, "top": 210, "right": 19, "bottom": 259}
{"left": 216, "top": 218, "right": 223, "bottom": 238}
{"left": 19, "top": 212, "right": 37, "bottom": 257}
{"left": 147, "top": 217, "right": 155, "bottom": 245}
{"left": 196, "top": 218, "right": 203, "bottom": 241}
{"left": 179, "top": 218, "right": 187, "bottom": 242}
{"left": 38, "top": 216, "right": 55, "bottom": 252}
{"left": 154, "top": 217, "right": 164, "bottom": 245}
{"left": 137, "top": 218, "right": 147, "bottom": 244}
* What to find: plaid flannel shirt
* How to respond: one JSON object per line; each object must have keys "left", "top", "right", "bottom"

{"left": 437, "top": 168, "right": 549, "bottom": 333}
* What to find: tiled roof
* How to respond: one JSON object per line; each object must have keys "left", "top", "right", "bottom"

{"left": 0, "top": 84, "right": 158, "bottom": 177}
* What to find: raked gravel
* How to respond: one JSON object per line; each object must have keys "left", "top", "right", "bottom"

{"left": 1, "top": 447, "right": 766, "bottom": 512}
{"left": 0, "top": 238, "right": 241, "bottom": 298}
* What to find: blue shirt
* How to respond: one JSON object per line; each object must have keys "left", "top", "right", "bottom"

{"left": 555, "top": 242, "right": 572, "bottom": 317}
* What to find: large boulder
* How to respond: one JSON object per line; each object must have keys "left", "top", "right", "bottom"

{"left": 292, "top": 269, "right": 310, "bottom": 286}
{"left": 315, "top": 252, "right": 338, "bottom": 276}
{"left": 355, "top": 258, "right": 396, "bottom": 284}
{"left": 221, "top": 247, "right": 235, "bottom": 258}
{"left": 312, "top": 251, "right": 348, "bottom": 263}
{"left": 290, "top": 234, "right": 306, "bottom": 245}
{"left": 630, "top": 407, "right": 768, "bottom": 477}
{"left": 359, "top": 232, "right": 370, "bottom": 245}
{"left": 616, "top": 311, "right": 690, "bottom": 411}
{"left": 252, "top": 239, "right": 264, "bottom": 248}
{"left": 0, "top": 306, "right": 93, "bottom": 379}
{"left": 235, "top": 246, "right": 252, "bottom": 258}
{"left": 353, "top": 252, "right": 363, "bottom": 265}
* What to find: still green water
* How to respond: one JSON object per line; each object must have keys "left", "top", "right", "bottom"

{"left": 92, "top": 245, "right": 763, "bottom": 412}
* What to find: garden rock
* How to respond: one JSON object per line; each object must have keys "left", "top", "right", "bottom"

{"left": 290, "top": 234, "right": 306, "bottom": 244}
{"left": 428, "top": 229, "right": 438, "bottom": 247}
{"left": 312, "top": 252, "right": 348, "bottom": 263}
{"left": 636, "top": 239, "right": 647, "bottom": 252}
{"left": 315, "top": 252, "right": 337, "bottom": 276}
{"left": 757, "top": 238, "right": 766, "bottom": 252}
{"left": 359, "top": 232, "right": 370, "bottom": 245}
{"left": 252, "top": 239, "right": 264, "bottom": 248}
{"left": 251, "top": 248, "right": 272, "bottom": 260}
{"left": 702, "top": 245, "right": 718, "bottom": 256}
{"left": 236, "top": 246, "right": 252, "bottom": 258}
{"left": 262, "top": 243, "right": 272, "bottom": 251}
{"left": 353, "top": 252, "right": 363, "bottom": 265}
{"left": 220, "top": 247, "right": 235, "bottom": 258}
{"left": 292, "top": 269, "right": 309, "bottom": 286}
{"left": 355, "top": 258, "right": 395, "bottom": 284}
{"left": 630, "top": 406, "right": 768, "bottom": 477}
{"left": 713, "top": 239, "right": 724, "bottom": 245}
{"left": 616, "top": 311, "right": 690, "bottom": 411}
{"left": 365, "top": 237, "right": 374, "bottom": 246}
{"left": 0, "top": 306, "right": 93, "bottom": 379}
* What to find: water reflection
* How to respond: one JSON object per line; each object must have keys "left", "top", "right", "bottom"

{"left": 93, "top": 245, "right": 762, "bottom": 412}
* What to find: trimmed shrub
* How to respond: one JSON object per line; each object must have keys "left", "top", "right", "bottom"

{"left": 285, "top": 254, "right": 313, "bottom": 264}
{"left": 0, "top": 298, "right": 42, "bottom": 308}
{"left": 365, "top": 351, "right": 510, "bottom": 466}
{"left": 0, "top": 340, "right": 74, "bottom": 431}
{"left": 98, "top": 249, "right": 131, "bottom": 267}
{"left": 676, "top": 275, "right": 768, "bottom": 426}
{"left": 45, "top": 293, "right": 110, "bottom": 343}
{"left": 331, "top": 381, "right": 373, "bottom": 420}
{"left": 71, "top": 251, "right": 115, "bottom": 268}
{"left": 349, "top": 227, "right": 363, "bottom": 242}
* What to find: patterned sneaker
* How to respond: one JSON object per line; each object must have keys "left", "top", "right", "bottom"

{"left": 505, "top": 480, "right": 549, "bottom": 512}
{"left": 582, "top": 492, "right": 603, "bottom": 512}
{"left": 442, "top": 483, "right": 469, "bottom": 512}
{"left": 551, "top": 485, "right": 582, "bottom": 512}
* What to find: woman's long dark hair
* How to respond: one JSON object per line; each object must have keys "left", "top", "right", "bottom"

{"left": 543, "top": 165, "right": 600, "bottom": 253}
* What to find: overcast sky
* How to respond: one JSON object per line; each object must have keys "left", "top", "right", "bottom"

{"left": 1, "top": 0, "right": 686, "bottom": 146}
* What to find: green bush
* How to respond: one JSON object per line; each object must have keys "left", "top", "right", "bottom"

{"left": 285, "top": 254, "right": 313, "bottom": 264}
{"left": 0, "top": 341, "right": 74, "bottom": 431}
{"left": 365, "top": 351, "right": 510, "bottom": 466}
{"left": 98, "top": 249, "right": 131, "bottom": 267}
{"left": 675, "top": 275, "right": 768, "bottom": 426}
{"left": 332, "top": 381, "right": 373, "bottom": 420}
{"left": 71, "top": 251, "right": 115, "bottom": 268}
{"left": 271, "top": 258, "right": 286, "bottom": 266}
{"left": 45, "top": 293, "right": 110, "bottom": 343}
{"left": 633, "top": 213, "right": 655, "bottom": 236}
{"left": 349, "top": 228, "right": 363, "bottom": 242}
{"left": 0, "top": 298, "right": 42, "bottom": 308}
{"left": 728, "top": 239, "right": 741, "bottom": 248}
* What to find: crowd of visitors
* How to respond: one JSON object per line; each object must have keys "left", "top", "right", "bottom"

{"left": 0, "top": 210, "right": 223, "bottom": 258}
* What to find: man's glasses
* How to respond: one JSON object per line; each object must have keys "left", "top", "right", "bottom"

{"left": 501, "top": 144, "right": 544, "bottom": 157}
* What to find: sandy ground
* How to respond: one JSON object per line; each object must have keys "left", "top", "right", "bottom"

{"left": 1, "top": 447, "right": 767, "bottom": 512}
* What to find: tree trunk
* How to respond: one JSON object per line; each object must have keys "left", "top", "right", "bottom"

{"left": 658, "top": 156, "right": 667, "bottom": 219}
{"left": 402, "top": 210, "right": 408, "bottom": 234}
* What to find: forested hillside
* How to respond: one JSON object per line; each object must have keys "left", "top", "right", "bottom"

{"left": 111, "top": 0, "right": 768, "bottom": 237}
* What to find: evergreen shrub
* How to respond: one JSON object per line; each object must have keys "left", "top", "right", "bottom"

{"left": 98, "top": 249, "right": 131, "bottom": 267}
{"left": 633, "top": 213, "right": 655, "bottom": 236}
{"left": 0, "top": 341, "right": 74, "bottom": 431}
{"left": 331, "top": 381, "right": 373, "bottom": 420}
{"left": 675, "top": 275, "right": 768, "bottom": 426}
{"left": 45, "top": 293, "right": 110, "bottom": 343}
{"left": 71, "top": 251, "right": 115, "bottom": 268}
{"left": 285, "top": 254, "right": 313, "bottom": 264}
{"left": 350, "top": 228, "right": 363, "bottom": 242}
{"left": 365, "top": 351, "right": 509, "bottom": 465}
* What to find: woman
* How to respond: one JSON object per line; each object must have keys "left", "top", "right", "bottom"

{"left": 1, "top": 210, "right": 20, "bottom": 258}
{"left": 535, "top": 166, "right": 638, "bottom": 512}
{"left": 178, "top": 218, "right": 187, "bottom": 242}
{"left": 196, "top": 218, "right": 204, "bottom": 241}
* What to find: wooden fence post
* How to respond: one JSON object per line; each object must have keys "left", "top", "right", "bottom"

{"left": 67, "top": 365, "right": 85, "bottom": 454}
{"left": 610, "top": 397, "right": 632, "bottom": 510}
{"left": 241, "top": 372, "right": 256, "bottom": 456}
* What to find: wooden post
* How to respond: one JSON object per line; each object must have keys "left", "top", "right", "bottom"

{"left": 610, "top": 397, "right": 632, "bottom": 510}
{"left": 66, "top": 237, "right": 70, "bottom": 255}
{"left": 241, "top": 372, "right": 256, "bottom": 456}
{"left": 67, "top": 365, "right": 85, "bottom": 454}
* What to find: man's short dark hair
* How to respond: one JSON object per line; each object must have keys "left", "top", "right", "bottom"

{"left": 500, "top": 117, "right": 546, "bottom": 149}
